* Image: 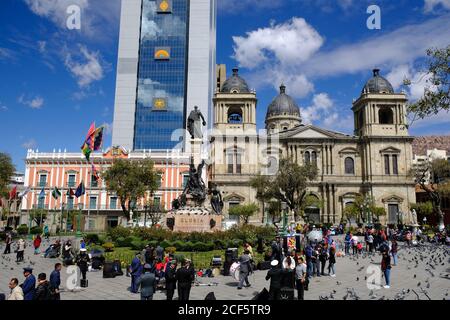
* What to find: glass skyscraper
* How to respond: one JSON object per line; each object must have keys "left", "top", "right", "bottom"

{"left": 112, "top": 0, "right": 216, "bottom": 151}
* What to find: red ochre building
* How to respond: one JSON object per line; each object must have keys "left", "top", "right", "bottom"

{"left": 20, "top": 146, "right": 190, "bottom": 232}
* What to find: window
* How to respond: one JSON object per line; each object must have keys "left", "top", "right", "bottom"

{"left": 39, "top": 174, "right": 47, "bottom": 187}
{"left": 379, "top": 107, "right": 394, "bottom": 124}
{"left": 91, "top": 175, "right": 98, "bottom": 188}
{"left": 110, "top": 197, "right": 117, "bottom": 210}
{"left": 345, "top": 157, "right": 355, "bottom": 175}
{"left": 392, "top": 155, "right": 398, "bottom": 175}
{"left": 228, "top": 201, "right": 240, "bottom": 223}
{"left": 154, "top": 197, "right": 161, "bottom": 208}
{"left": 384, "top": 155, "right": 390, "bottom": 175}
{"left": 311, "top": 151, "right": 317, "bottom": 167}
{"left": 38, "top": 197, "right": 45, "bottom": 209}
{"left": 89, "top": 197, "right": 97, "bottom": 210}
{"left": 227, "top": 154, "right": 233, "bottom": 174}
{"left": 68, "top": 174, "right": 76, "bottom": 188}
{"left": 182, "top": 175, "right": 189, "bottom": 188}
{"left": 67, "top": 197, "right": 74, "bottom": 210}
{"left": 236, "top": 154, "right": 242, "bottom": 174}
{"left": 305, "top": 151, "right": 311, "bottom": 165}
{"left": 157, "top": 174, "right": 163, "bottom": 188}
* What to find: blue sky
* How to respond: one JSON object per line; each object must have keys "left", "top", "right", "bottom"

{"left": 1, "top": 0, "right": 450, "bottom": 172}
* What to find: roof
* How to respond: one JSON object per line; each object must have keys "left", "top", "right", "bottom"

{"left": 220, "top": 67, "right": 250, "bottom": 93}
{"left": 266, "top": 84, "right": 301, "bottom": 119}
{"left": 362, "top": 69, "right": 394, "bottom": 94}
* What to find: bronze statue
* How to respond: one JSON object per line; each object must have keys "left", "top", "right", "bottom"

{"left": 187, "top": 106, "right": 206, "bottom": 139}
{"left": 210, "top": 184, "right": 223, "bottom": 215}
{"left": 172, "top": 157, "right": 206, "bottom": 208}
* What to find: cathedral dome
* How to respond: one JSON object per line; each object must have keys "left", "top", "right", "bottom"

{"left": 266, "top": 84, "right": 301, "bottom": 118}
{"left": 220, "top": 67, "right": 251, "bottom": 93}
{"left": 362, "top": 69, "right": 394, "bottom": 94}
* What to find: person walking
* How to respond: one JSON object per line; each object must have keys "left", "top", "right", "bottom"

{"left": 280, "top": 256, "right": 295, "bottom": 300}
{"left": 156, "top": 244, "right": 164, "bottom": 261}
{"left": 165, "top": 260, "right": 177, "bottom": 300}
{"left": 49, "top": 263, "right": 62, "bottom": 300}
{"left": 4, "top": 232, "right": 12, "bottom": 254}
{"left": 34, "top": 273, "right": 51, "bottom": 300}
{"left": 305, "top": 243, "right": 313, "bottom": 279}
{"left": 43, "top": 225, "right": 50, "bottom": 240}
{"left": 295, "top": 257, "right": 307, "bottom": 300}
{"left": 33, "top": 234, "right": 42, "bottom": 255}
{"left": 328, "top": 246, "right": 336, "bottom": 277}
{"left": 21, "top": 267, "right": 36, "bottom": 300}
{"left": 176, "top": 259, "right": 195, "bottom": 301}
{"left": 62, "top": 240, "right": 74, "bottom": 266}
{"left": 130, "top": 253, "right": 143, "bottom": 294}
{"left": 16, "top": 238, "right": 26, "bottom": 262}
{"left": 265, "top": 260, "right": 283, "bottom": 301}
{"left": 381, "top": 250, "right": 392, "bottom": 289}
{"left": 7, "top": 278, "right": 24, "bottom": 300}
{"left": 367, "top": 233, "right": 374, "bottom": 253}
{"left": 75, "top": 248, "right": 90, "bottom": 286}
{"left": 344, "top": 232, "right": 351, "bottom": 255}
{"left": 390, "top": 239, "right": 398, "bottom": 266}
{"left": 137, "top": 264, "right": 157, "bottom": 300}
{"left": 319, "top": 244, "right": 328, "bottom": 276}
{"left": 237, "top": 250, "right": 252, "bottom": 290}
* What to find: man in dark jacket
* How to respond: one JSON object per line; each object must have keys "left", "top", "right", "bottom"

{"left": 237, "top": 250, "right": 252, "bottom": 290}
{"left": 34, "top": 273, "right": 51, "bottom": 300}
{"left": 265, "top": 260, "right": 283, "bottom": 300}
{"left": 3, "top": 233, "right": 12, "bottom": 254}
{"left": 49, "top": 263, "right": 62, "bottom": 300}
{"left": 21, "top": 267, "right": 36, "bottom": 301}
{"left": 75, "top": 248, "right": 90, "bottom": 282}
{"left": 130, "top": 253, "right": 143, "bottom": 293}
{"left": 165, "top": 260, "right": 177, "bottom": 300}
{"left": 155, "top": 244, "right": 164, "bottom": 261}
{"left": 137, "top": 264, "right": 157, "bottom": 300}
{"left": 176, "top": 259, "right": 194, "bottom": 301}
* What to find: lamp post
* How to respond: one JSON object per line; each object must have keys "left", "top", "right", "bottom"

{"left": 60, "top": 202, "right": 65, "bottom": 238}
{"left": 280, "top": 201, "right": 288, "bottom": 236}
{"left": 143, "top": 204, "right": 149, "bottom": 228}
{"left": 76, "top": 202, "right": 83, "bottom": 237}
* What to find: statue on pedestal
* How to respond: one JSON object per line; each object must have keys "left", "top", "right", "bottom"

{"left": 210, "top": 184, "right": 224, "bottom": 215}
{"left": 187, "top": 106, "right": 206, "bottom": 139}
{"left": 172, "top": 157, "right": 206, "bottom": 208}
{"left": 411, "top": 209, "right": 418, "bottom": 226}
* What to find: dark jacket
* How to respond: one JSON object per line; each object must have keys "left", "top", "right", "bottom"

{"left": 238, "top": 254, "right": 252, "bottom": 274}
{"left": 329, "top": 251, "right": 336, "bottom": 264}
{"left": 381, "top": 254, "right": 391, "bottom": 271}
{"left": 280, "top": 269, "right": 295, "bottom": 288}
{"left": 130, "top": 257, "right": 143, "bottom": 276}
{"left": 265, "top": 268, "right": 283, "bottom": 290}
{"left": 155, "top": 246, "right": 164, "bottom": 259}
{"left": 49, "top": 270, "right": 61, "bottom": 290}
{"left": 34, "top": 281, "right": 51, "bottom": 300}
{"left": 176, "top": 267, "right": 194, "bottom": 288}
{"left": 165, "top": 266, "right": 177, "bottom": 290}
{"left": 137, "top": 272, "right": 156, "bottom": 297}
{"left": 21, "top": 274, "right": 36, "bottom": 301}
{"left": 76, "top": 253, "right": 90, "bottom": 271}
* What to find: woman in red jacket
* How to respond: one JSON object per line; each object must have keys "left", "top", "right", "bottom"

{"left": 33, "top": 234, "right": 42, "bottom": 255}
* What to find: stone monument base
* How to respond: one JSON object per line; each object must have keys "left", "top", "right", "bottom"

{"left": 166, "top": 207, "right": 222, "bottom": 233}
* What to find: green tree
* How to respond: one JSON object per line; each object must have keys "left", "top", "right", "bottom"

{"left": 145, "top": 199, "right": 167, "bottom": 227}
{"left": 0, "top": 152, "right": 15, "bottom": 198}
{"left": 228, "top": 203, "right": 259, "bottom": 225}
{"left": 299, "top": 194, "right": 323, "bottom": 219}
{"left": 102, "top": 159, "right": 160, "bottom": 221}
{"left": 411, "top": 158, "right": 450, "bottom": 230}
{"left": 267, "top": 200, "right": 282, "bottom": 229}
{"left": 271, "top": 157, "right": 318, "bottom": 221}
{"left": 29, "top": 209, "right": 47, "bottom": 226}
{"left": 410, "top": 201, "right": 434, "bottom": 217}
{"left": 343, "top": 204, "right": 359, "bottom": 226}
{"left": 249, "top": 174, "right": 274, "bottom": 223}
{"left": 405, "top": 46, "right": 449, "bottom": 121}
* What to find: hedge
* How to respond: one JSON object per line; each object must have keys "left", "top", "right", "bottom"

{"left": 17, "top": 224, "right": 29, "bottom": 235}
{"left": 30, "top": 226, "right": 42, "bottom": 235}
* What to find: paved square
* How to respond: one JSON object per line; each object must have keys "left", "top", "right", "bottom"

{"left": 1, "top": 237, "right": 449, "bottom": 300}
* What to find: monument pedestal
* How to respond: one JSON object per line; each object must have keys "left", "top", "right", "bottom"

{"left": 167, "top": 208, "right": 222, "bottom": 233}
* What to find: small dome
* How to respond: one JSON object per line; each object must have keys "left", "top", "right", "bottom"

{"left": 220, "top": 67, "right": 250, "bottom": 93}
{"left": 266, "top": 84, "right": 301, "bottom": 118}
{"left": 362, "top": 69, "right": 394, "bottom": 94}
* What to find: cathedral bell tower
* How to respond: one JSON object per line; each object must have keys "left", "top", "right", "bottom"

{"left": 352, "top": 69, "right": 409, "bottom": 137}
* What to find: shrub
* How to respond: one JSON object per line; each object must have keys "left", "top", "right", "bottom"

{"left": 192, "top": 242, "right": 209, "bottom": 252}
{"left": 174, "top": 253, "right": 185, "bottom": 264}
{"left": 183, "top": 241, "right": 193, "bottom": 252}
{"left": 130, "top": 240, "right": 145, "bottom": 251}
{"left": 17, "top": 224, "right": 28, "bottom": 235}
{"left": 213, "top": 239, "right": 227, "bottom": 250}
{"left": 102, "top": 242, "right": 115, "bottom": 252}
{"left": 160, "top": 240, "right": 173, "bottom": 249}
{"left": 84, "top": 233, "right": 100, "bottom": 244}
{"left": 108, "top": 226, "right": 132, "bottom": 241}
{"left": 172, "top": 240, "right": 185, "bottom": 251}
{"left": 205, "top": 241, "right": 215, "bottom": 251}
{"left": 147, "top": 240, "right": 158, "bottom": 248}
{"left": 30, "top": 226, "right": 42, "bottom": 235}
{"left": 165, "top": 246, "right": 176, "bottom": 254}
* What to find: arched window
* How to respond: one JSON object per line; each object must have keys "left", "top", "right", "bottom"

{"left": 344, "top": 157, "right": 355, "bottom": 175}
{"left": 379, "top": 107, "right": 394, "bottom": 124}
{"left": 311, "top": 151, "right": 317, "bottom": 167}
{"left": 227, "top": 106, "right": 243, "bottom": 124}
{"left": 305, "top": 151, "right": 310, "bottom": 165}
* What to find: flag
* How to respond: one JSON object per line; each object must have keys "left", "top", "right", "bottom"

{"left": 91, "top": 164, "right": 100, "bottom": 181}
{"left": 81, "top": 142, "right": 92, "bottom": 162}
{"left": 9, "top": 186, "right": 17, "bottom": 200}
{"left": 92, "top": 126, "right": 104, "bottom": 151}
{"left": 52, "top": 187, "right": 61, "bottom": 200}
{"left": 85, "top": 122, "right": 96, "bottom": 149}
{"left": 38, "top": 188, "right": 46, "bottom": 199}
{"left": 18, "top": 187, "right": 31, "bottom": 198}
{"left": 66, "top": 188, "right": 75, "bottom": 197}
{"left": 75, "top": 182, "right": 85, "bottom": 198}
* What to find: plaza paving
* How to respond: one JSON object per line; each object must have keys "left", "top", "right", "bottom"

{"left": 1, "top": 236, "right": 449, "bottom": 300}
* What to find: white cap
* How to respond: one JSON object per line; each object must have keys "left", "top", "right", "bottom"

{"left": 80, "top": 248, "right": 87, "bottom": 252}
{"left": 271, "top": 260, "right": 279, "bottom": 267}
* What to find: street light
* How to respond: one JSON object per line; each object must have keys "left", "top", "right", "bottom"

{"left": 143, "top": 204, "right": 149, "bottom": 228}
{"left": 76, "top": 202, "right": 83, "bottom": 237}
{"left": 60, "top": 202, "right": 65, "bottom": 237}
{"left": 280, "top": 201, "right": 288, "bottom": 236}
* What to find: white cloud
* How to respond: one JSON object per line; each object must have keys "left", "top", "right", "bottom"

{"left": 64, "top": 45, "right": 104, "bottom": 87}
{"left": 22, "top": 139, "right": 37, "bottom": 149}
{"left": 0, "top": 102, "right": 8, "bottom": 111}
{"left": 137, "top": 78, "right": 184, "bottom": 113}
{"left": 0, "top": 47, "right": 14, "bottom": 60}
{"left": 302, "top": 93, "right": 334, "bottom": 124}
{"left": 424, "top": 0, "right": 450, "bottom": 12}
{"left": 18, "top": 95, "right": 44, "bottom": 109}
{"left": 386, "top": 64, "right": 411, "bottom": 90}
{"left": 232, "top": 17, "right": 323, "bottom": 69}
{"left": 37, "top": 41, "right": 47, "bottom": 53}
{"left": 303, "top": 14, "right": 450, "bottom": 78}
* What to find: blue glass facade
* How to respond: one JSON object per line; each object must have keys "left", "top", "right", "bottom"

{"left": 133, "top": 0, "right": 189, "bottom": 150}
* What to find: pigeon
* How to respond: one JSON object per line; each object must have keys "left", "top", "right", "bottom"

{"left": 413, "top": 274, "right": 417, "bottom": 278}
{"left": 417, "top": 282, "right": 421, "bottom": 287}
{"left": 336, "top": 281, "right": 342, "bottom": 285}
{"left": 356, "top": 277, "right": 359, "bottom": 281}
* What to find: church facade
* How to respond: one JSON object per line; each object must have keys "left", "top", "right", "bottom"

{"left": 209, "top": 68, "right": 416, "bottom": 226}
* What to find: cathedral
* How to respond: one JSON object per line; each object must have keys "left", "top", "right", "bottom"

{"left": 209, "top": 67, "right": 416, "bottom": 226}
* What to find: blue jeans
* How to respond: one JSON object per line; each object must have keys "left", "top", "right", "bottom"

{"left": 328, "top": 263, "right": 335, "bottom": 275}
{"left": 306, "top": 260, "right": 313, "bottom": 278}
{"left": 384, "top": 268, "right": 390, "bottom": 286}
{"left": 391, "top": 253, "right": 398, "bottom": 265}
{"left": 131, "top": 275, "right": 139, "bottom": 293}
